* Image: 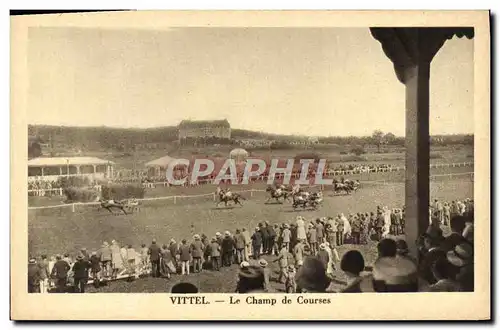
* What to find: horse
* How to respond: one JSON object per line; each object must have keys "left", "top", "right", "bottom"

{"left": 215, "top": 188, "right": 245, "bottom": 208}
{"left": 96, "top": 197, "right": 128, "bottom": 215}
{"left": 265, "top": 186, "right": 290, "bottom": 204}
{"left": 332, "top": 179, "right": 353, "bottom": 195}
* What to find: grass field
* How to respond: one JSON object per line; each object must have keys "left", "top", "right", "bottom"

{"left": 28, "top": 167, "right": 473, "bottom": 292}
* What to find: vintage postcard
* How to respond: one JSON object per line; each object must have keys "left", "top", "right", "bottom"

{"left": 11, "top": 10, "right": 490, "bottom": 320}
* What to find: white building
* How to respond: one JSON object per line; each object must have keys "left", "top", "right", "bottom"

{"left": 27, "top": 157, "right": 115, "bottom": 182}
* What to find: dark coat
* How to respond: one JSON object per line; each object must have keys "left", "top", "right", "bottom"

{"left": 51, "top": 260, "right": 70, "bottom": 279}
{"left": 419, "top": 248, "right": 446, "bottom": 285}
{"left": 148, "top": 243, "right": 161, "bottom": 261}
{"left": 440, "top": 233, "right": 468, "bottom": 252}
{"left": 221, "top": 236, "right": 235, "bottom": 253}
{"left": 72, "top": 260, "right": 91, "bottom": 279}
{"left": 251, "top": 231, "right": 263, "bottom": 246}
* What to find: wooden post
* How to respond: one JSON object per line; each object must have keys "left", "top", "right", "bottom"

{"left": 404, "top": 62, "right": 431, "bottom": 259}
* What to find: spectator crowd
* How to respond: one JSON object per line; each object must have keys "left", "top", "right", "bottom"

{"left": 27, "top": 197, "right": 474, "bottom": 294}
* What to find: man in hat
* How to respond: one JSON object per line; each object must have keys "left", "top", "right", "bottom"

{"left": 72, "top": 254, "right": 91, "bottom": 293}
{"left": 251, "top": 227, "right": 263, "bottom": 260}
{"left": 38, "top": 254, "right": 50, "bottom": 294}
{"left": 296, "top": 257, "right": 331, "bottom": 293}
{"left": 191, "top": 234, "right": 204, "bottom": 273}
{"left": 210, "top": 237, "right": 221, "bottom": 271}
{"left": 28, "top": 258, "right": 40, "bottom": 293}
{"left": 285, "top": 265, "right": 297, "bottom": 293}
{"left": 241, "top": 228, "right": 251, "bottom": 261}
{"left": 235, "top": 265, "right": 265, "bottom": 293}
{"left": 221, "top": 231, "right": 235, "bottom": 267}
{"left": 179, "top": 239, "right": 192, "bottom": 275}
{"left": 51, "top": 255, "right": 70, "bottom": 293}
{"left": 168, "top": 239, "right": 179, "bottom": 272}
{"left": 351, "top": 216, "right": 361, "bottom": 245}
{"left": 90, "top": 251, "right": 101, "bottom": 286}
{"left": 441, "top": 215, "right": 468, "bottom": 252}
{"left": 260, "top": 223, "right": 270, "bottom": 257}
{"left": 267, "top": 222, "right": 276, "bottom": 255}
{"left": 419, "top": 230, "right": 446, "bottom": 285}
{"left": 294, "top": 238, "right": 306, "bottom": 268}
{"left": 281, "top": 224, "right": 291, "bottom": 252}
{"left": 258, "top": 259, "right": 270, "bottom": 292}
{"left": 274, "top": 243, "right": 289, "bottom": 284}
{"left": 234, "top": 229, "right": 246, "bottom": 265}
{"left": 307, "top": 223, "right": 317, "bottom": 255}
{"left": 315, "top": 218, "right": 325, "bottom": 245}
{"left": 148, "top": 239, "right": 161, "bottom": 278}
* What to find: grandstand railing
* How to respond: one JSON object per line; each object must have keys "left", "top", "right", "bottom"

{"left": 28, "top": 171, "right": 474, "bottom": 212}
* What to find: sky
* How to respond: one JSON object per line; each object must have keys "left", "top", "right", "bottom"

{"left": 27, "top": 27, "right": 474, "bottom": 137}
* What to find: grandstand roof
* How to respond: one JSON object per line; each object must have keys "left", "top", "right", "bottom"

{"left": 145, "top": 155, "right": 176, "bottom": 168}
{"left": 27, "top": 157, "right": 114, "bottom": 167}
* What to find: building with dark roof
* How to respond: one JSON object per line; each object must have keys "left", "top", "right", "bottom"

{"left": 178, "top": 119, "right": 231, "bottom": 141}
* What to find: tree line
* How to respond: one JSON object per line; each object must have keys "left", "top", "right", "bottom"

{"left": 28, "top": 125, "right": 474, "bottom": 157}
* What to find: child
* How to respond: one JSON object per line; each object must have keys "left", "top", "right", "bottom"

{"left": 90, "top": 251, "right": 101, "bottom": 287}
{"left": 285, "top": 265, "right": 297, "bottom": 293}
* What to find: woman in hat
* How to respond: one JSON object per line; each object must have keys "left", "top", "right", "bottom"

{"left": 296, "top": 216, "right": 307, "bottom": 242}
{"left": 428, "top": 256, "right": 461, "bottom": 292}
{"left": 296, "top": 257, "right": 331, "bottom": 293}
{"left": 447, "top": 243, "right": 474, "bottom": 292}
{"left": 340, "top": 250, "right": 365, "bottom": 293}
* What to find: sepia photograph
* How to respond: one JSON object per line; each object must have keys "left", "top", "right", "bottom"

{"left": 11, "top": 10, "right": 490, "bottom": 320}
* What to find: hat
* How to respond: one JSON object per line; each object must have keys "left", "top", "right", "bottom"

{"left": 91, "top": 251, "right": 97, "bottom": 256}
{"left": 372, "top": 257, "right": 418, "bottom": 285}
{"left": 447, "top": 243, "right": 473, "bottom": 267}
{"left": 319, "top": 243, "right": 326, "bottom": 250}
{"left": 238, "top": 265, "right": 264, "bottom": 280}
{"left": 224, "top": 231, "right": 231, "bottom": 236}
{"left": 216, "top": 232, "right": 221, "bottom": 237}
{"left": 81, "top": 247, "right": 87, "bottom": 251}
{"left": 170, "top": 238, "right": 176, "bottom": 243}
{"left": 296, "top": 260, "right": 304, "bottom": 266}
{"left": 240, "top": 261, "right": 250, "bottom": 269}
{"left": 284, "top": 224, "right": 290, "bottom": 229}
{"left": 103, "top": 241, "right": 109, "bottom": 247}
{"left": 28, "top": 258, "right": 36, "bottom": 264}
{"left": 193, "top": 234, "right": 200, "bottom": 240}
{"left": 76, "top": 254, "right": 83, "bottom": 260}
{"left": 288, "top": 265, "right": 296, "bottom": 271}
{"left": 258, "top": 259, "right": 268, "bottom": 267}
{"left": 151, "top": 239, "right": 156, "bottom": 243}
{"left": 295, "top": 257, "right": 331, "bottom": 292}
{"left": 395, "top": 240, "right": 409, "bottom": 254}
{"left": 111, "top": 239, "right": 117, "bottom": 244}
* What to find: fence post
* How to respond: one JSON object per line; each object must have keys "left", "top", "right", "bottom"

{"left": 72, "top": 203, "right": 75, "bottom": 213}
{"left": 250, "top": 190, "right": 253, "bottom": 198}
{"left": 59, "top": 188, "right": 63, "bottom": 196}
{"left": 174, "top": 196, "right": 177, "bottom": 205}
{"left": 213, "top": 193, "right": 216, "bottom": 202}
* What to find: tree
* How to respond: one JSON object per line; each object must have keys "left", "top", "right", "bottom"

{"left": 371, "top": 130, "right": 385, "bottom": 152}
{"left": 28, "top": 142, "right": 42, "bottom": 159}
{"left": 384, "top": 132, "right": 396, "bottom": 145}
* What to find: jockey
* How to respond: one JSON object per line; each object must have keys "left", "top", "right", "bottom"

{"left": 225, "top": 188, "right": 232, "bottom": 198}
